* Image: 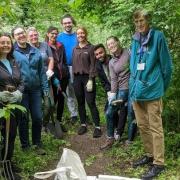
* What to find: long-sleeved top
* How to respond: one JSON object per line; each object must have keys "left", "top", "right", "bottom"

{"left": 129, "top": 29, "right": 172, "bottom": 101}
{"left": 48, "top": 42, "right": 69, "bottom": 80}
{"left": 72, "top": 43, "right": 96, "bottom": 78}
{"left": 96, "top": 55, "right": 111, "bottom": 92}
{"left": 0, "top": 59, "right": 24, "bottom": 92}
{"left": 109, "top": 48, "right": 130, "bottom": 93}
{"left": 13, "top": 43, "right": 48, "bottom": 92}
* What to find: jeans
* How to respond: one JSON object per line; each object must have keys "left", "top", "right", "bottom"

{"left": 106, "top": 89, "right": 128, "bottom": 137}
{"left": 19, "top": 89, "right": 42, "bottom": 148}
{"left": 73, "top": 74, "right": 100, "bottom": 126}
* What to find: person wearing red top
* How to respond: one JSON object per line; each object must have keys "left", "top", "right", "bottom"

{"left": 45, "top": 26, "right": 69, "bottom": 132}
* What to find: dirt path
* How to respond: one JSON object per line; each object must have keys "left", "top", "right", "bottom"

{"left": 67, "top": 126, "right": 111, "bottom": 176}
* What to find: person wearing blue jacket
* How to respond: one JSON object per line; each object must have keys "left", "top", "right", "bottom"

{"left": 12, "top": 26, "right": 49, "bottom": 155}
{"left": 129, "top": 9, "right": 172, "bottom": 179}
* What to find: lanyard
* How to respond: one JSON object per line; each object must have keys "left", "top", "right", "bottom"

{"left": 139, "top": 46, "right": 144, "bottom": 63}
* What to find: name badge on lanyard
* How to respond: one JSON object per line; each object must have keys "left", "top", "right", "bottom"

{"left": 137, "top": 63, "right": 145, "bottom": 70}
{"left": 137, "top": 46, "right": 145, "bottom": 71}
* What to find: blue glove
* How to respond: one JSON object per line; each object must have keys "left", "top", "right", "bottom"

{"left": 53, "top": 78, "right": 60, "bottom": 88}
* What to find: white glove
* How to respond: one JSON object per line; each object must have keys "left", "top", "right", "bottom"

{"left": 0, "top": 91, "right": 13, "bottom": 103}
{"left": 46, "top": 69, "right": 54, "bottom": 80}
{"left": 9, "top": 90, "right": 22, "bottom": 103}
{"left": 86, "top": 79, "right": 93, "bottom": 92}
{"left": 107, "top": 92, "right": 116, "bottom": 104}
{"left": 107, "top": 91, "right": 111, "bottom": 97}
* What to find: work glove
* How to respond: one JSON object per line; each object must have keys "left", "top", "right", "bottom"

{"left": 9, "top": 90, "right": 22, "bottom": 103}
{"left": 0, "top": 91, "right": 13, "bottom": 103}
{"left": 86, "top": 79, "right": 93, "bottom": 92}
{"left": 46, "top": 69, "right": 54, "bottom": 80}
{"left": 107, "top": 92, "right": 116, "bottom": 105}
{"left": 107, "top": 91, "right": 111, "bottom": 97}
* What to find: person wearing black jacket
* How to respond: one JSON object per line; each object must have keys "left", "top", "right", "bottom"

{"left": 94, "top": 44, "right": 118, "bottom": 148}
{"left": 45, "top": 26, "right": 69, "bottom": 131}
{"left": 0, "top": 33, "right": 23, "bottom": 179}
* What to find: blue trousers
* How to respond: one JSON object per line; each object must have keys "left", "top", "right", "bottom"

{"left": 106, "top": 89, "right": 128, "bottom": 138}
{"left": 106, "top": 89, "right": 137, "bottom": 140}
{"left": 18, "top": 89, "right": 42, "bottom": 148}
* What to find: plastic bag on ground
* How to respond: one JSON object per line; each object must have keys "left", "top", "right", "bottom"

{"left": 34, "top": 148, "right": 140, "bottom": 180}
{"left": 56, "top": 148, "right": 87, "bottom": 180}
{"left": 34, "top": 148, "right": 87, "bottom": 180}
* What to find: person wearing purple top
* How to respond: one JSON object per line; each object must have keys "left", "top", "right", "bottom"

{"left": 100, "top": 36, "right": 137, "bottom": 150}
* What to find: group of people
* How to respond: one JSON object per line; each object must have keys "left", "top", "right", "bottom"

{"left": 0, "top": 9, "right": 172, "bottom": 180}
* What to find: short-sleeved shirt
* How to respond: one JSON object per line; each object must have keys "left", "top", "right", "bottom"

{"left": 38, "top": 42, "right": 53, "bottom": 71}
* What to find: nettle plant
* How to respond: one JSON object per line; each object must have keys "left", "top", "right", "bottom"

{"left": 0, "top": 104, "right": 26, "bottom": 159}
{"left": 0, "top": 104, "right": 26, "bottom": 122}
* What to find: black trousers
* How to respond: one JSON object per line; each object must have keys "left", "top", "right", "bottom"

{"left": 52, "top": 78, "right": 68, "bottom": 122}
{"left": 73, "top": 74, "right": 100, "bottom": 127}
{"left": 0, "top": 104, "right": 19, "bottom": 161}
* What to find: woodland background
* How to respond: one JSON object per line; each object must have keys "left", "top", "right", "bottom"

{"left": 0, "top": 0, "right": 179, "bottom": 179}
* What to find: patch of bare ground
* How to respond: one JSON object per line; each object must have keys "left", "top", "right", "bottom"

{"left": 68, "top": 126, "right": 111, "bottom": 176}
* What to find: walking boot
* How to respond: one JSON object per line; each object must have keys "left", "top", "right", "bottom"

{"left": 100, "top": 138, "right": 114, "bottom": 150}
{"left": 93, "top": 128, "right": 102, "bottom": 138}
{"left": 142, "top": 164, "right": 165, "bottom": 179}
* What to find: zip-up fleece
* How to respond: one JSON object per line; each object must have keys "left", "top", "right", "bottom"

{"left": 129, "top": 29, "right": 172, "bottom": 101}
{"left": 13, "top": 43, "right": 48, "bottom": 92}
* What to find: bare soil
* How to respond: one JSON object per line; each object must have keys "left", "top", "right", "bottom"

{"left": 45, "top": 125, "right": 114, "bottom": 179}
{"left": 67, "top": 126, "right": 111, "bottom": 176}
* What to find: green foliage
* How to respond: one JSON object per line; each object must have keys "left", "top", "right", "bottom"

{"left": 75, "top": 0, "right": 180, "bottom": 130}
{"left": 14, "top": 133, "right": 70, "bottom": 179}
{"left": 0, "top": 1, "right": 179, "bottom": 177}
{"left": 85, "top": 155, "right": 96, "bottom": 166}
{"left": 0, "top": 104, "right": 26, "bottom": 120}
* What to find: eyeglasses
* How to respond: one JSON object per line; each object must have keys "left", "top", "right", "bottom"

{"left": 14, "top": 31, "right": 25, "bottom": 36}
